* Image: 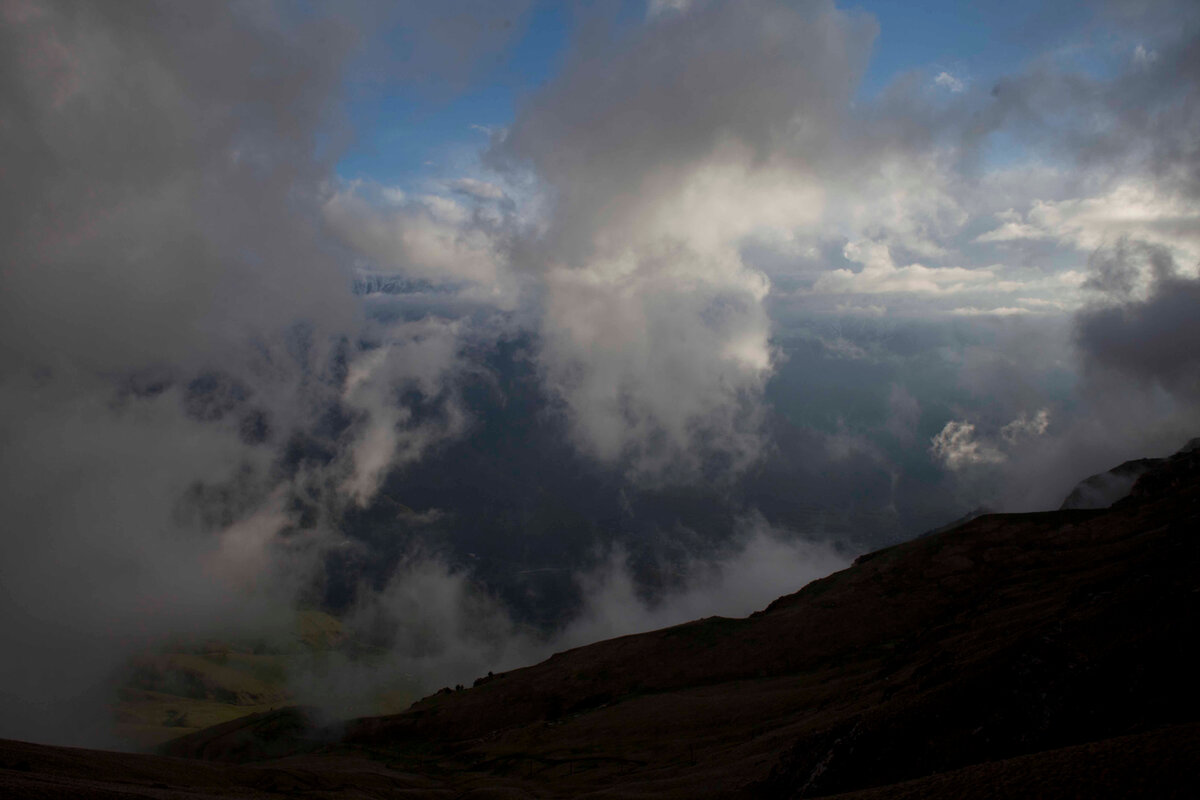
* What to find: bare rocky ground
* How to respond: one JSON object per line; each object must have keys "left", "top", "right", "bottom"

{"left": 3, "top": 444, "right": 1198, "bottom": 798}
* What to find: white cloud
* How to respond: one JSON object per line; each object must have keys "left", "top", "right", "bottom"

{"left": 974, "top": 183, "right": 1200, "bottom": 268}
{"left": 822, "top": 152, "right": 970, "bottom": 262}
{"left": 834, "top": 302, "right": 888, "bottom": 316}
{"left": 339, "top": 319, "right": 470, "bottom": 506}
{"left": 813, "top": 241, "right": 997, "bottom": 295}
{"left": 1133, "top": 44, "right": 1158, "bottom": 66}
{"left": 931, "top": 408, "right": 1052, "bottom": 470}
{"left": 1001, "top": 408, "right": 1051, "bottom": 443}
{"left": 539, "top": 247, "right": 773, "bottom": 476}
{"left": 930, "top": 420, "right": 1007, "bottom": 469}
{"left": 324, "top": 184, "right": 511, "bottom": 297}
{"left": 483, "top": 0, "right": 881, "bottom": 478}
{"left": 1017, "top": 296, "right": 1071, "bottom": 311}
{"left": 448, "top": 177, "right": 506, "bottom": 201}
{"left": 821, "top": 336, "right": 870, "bottom": 360}
{"left": 973, "top": 208, "right": 1055, "bottom": 244}
{"left": 379, "top": 185, "right": 408, "bottom": 205}
{"left": 950, "top": 306, "right": 1038, "bottom": 316}
{"left": 934, "top": 70, "right": 965, "bottom": 93}
{"left": 647, "top": 0, "right": 696, "bottom": 18}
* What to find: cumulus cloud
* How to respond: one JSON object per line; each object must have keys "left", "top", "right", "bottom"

{"left": 1001, "top": 408, "right": 1051, "bottom": 442}
{"left": 934, "top": 71, "right": 965, "bottom": 93}
{"left": 974, "top": 183, "right": 1200, "bottom": 267}
{"left": 973, "top": 209, "right": 1057, "bottom": 244}
{"left": 536, "top": 249, "right": 773, "bottom": 477}
{"left": 323, "top": 183, "right": 512, "bottom": 298}
{"left": 814, "top": 241, "right": 997, "bottom": 295}
{"left": 930, "top": 421, "right": 1007, "bottom": 469}
{"left": 931, "top": 409, "right": 1051, "bottom": 470}
{"left": 484, "top": 0, "right": 878, "bottom": 477}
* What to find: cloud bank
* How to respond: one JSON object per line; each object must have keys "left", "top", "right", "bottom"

{"left": 3, "top": 0, "right": 1200, "bottom": 750}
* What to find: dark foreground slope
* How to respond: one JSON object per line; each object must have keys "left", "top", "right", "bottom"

{"left": 5, "top": 446, "right": 1200, "bottom": 798}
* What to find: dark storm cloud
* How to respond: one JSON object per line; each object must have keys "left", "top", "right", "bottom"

{"left": 0, "top": 1, "right": 360, "bottom": 373}
{"left": 982, "top": 12, "right": 1200, "bottom": 197}
{"left": 1083, "top": 239, "right": 1177, "bottom": 297}
{"left": 1077, "top": 243, "right": 1200, "bottom": 401}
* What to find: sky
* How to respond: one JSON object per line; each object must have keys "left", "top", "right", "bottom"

{"left": 2, "top": 0, "right": 1199, "bottom": 748}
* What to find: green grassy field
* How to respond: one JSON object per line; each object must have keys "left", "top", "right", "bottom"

{"left": 112, "top": 610, "right": 394, "bottom": 749}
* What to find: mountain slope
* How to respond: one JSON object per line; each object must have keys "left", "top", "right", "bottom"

{"left": 324, "top": 444, "right": 1199, "bottom": 797}
{"left": 5, "top": 443, "right": 1199, "bottom": 798}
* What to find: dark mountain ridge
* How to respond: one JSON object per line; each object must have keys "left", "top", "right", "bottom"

{"left": 3, "top": 442, "right": 1199, "bottom": 797}
{"left": 1059, "top": 436, "right": 1200, "bottom": 510}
